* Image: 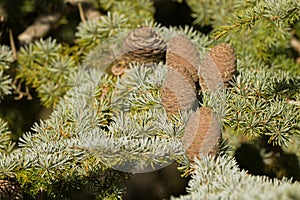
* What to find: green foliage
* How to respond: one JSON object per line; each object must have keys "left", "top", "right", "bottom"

{"left": 185, "top": 0, "right": 300, "bottom": 71}
{"left": 1, "top": 0, "right": 300, "bottom": 199}
{"left": 95, "top": 0, "right": 154, "bottom": 24}
{"left": 0, "top": 45, "right": 13, "bottom": 99}
{"left": 17, "top": 0, "right": 156, "bottom": 109}
{"left": 202, "top": 68, "right": 300, "bottom": 146}
{"left": 186, "top": 0, "right": 300, "bottom": 145}
{"left": 17, "top": 38, "right": 78, "bottom": 108}
{"left": 0, "top": 70, "right": 12, "bottom": 99}
{"left": 212, "top": 0, "right": 300, "bottom": 39}
{"left": 111, "top": 63, "right": 165, "bottom": 112}
{"left": 0, "top": 45, "right": 14, "bottom": 70}
{"left": 76, "top": 12, "right": 130, "bottom": 52}
{"left": 0, "top": 68, "right": 128, "bottom": 199}
{"left": 172, "top": 155, "right": 300, "bottom": 200}
{"left": 0, "top": 46, "right": 15, "bottom": 156}
{"left": 76, "top": 0, "right": 155, "bottom": 52}
{"left": 0, "top": 64, "right": 188, "bottom": 198}
{"left": 0, "top": 119, "right": 15, "bottom": 154}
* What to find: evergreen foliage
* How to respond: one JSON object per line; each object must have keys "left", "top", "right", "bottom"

{"left": 17, "top": 38, "right": 78, "bottom": 108}
{"left": 172, "top": 155, "right": 300, "bottom": 200}
{"left": 0, "top": 0, "right": 300, "bottom": 199}
{"left": 0, "top": 45, "right": 13, "bottom": 99}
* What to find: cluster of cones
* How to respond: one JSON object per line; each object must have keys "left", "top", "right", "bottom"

{"left": 111, "top": 26, "right": 237, "bottom": 162}
{"left": 164, "top": 34, "right": 236, "bottom": 162}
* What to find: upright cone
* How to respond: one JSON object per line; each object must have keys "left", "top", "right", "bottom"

{"left": 181, "top": 107, "right": 222, "bottom": 162}
{"left": 199, "top": 43, "right": 237, "bottom": 90}
{"left": 166, "top": 34, "right": 200, "bottom": 90}
{"left": 161, "top": 67, "right": 198, "bottom": 117}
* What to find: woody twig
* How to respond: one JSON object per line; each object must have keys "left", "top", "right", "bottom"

{"left": 291, "top": 36, "right": 300, "bottom": 64}
{"left": 18, "top": 0, "right": 101, "bottom": 44}
{"left": 64, "top": 0, "right": 101, "bottom": 21}
{"left": 12, "top": 79, "right": 32, "bottom": 100}
{"left": 17, "top": 12, "right": 62, "bottom": 44}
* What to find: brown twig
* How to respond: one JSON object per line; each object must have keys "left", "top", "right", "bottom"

{"left": 65, "top": 0, "right": 101, "bottom": 21}
{"left": 9, "top": 29, "right": 17, "bottom": 60}
{"left": 17, "top": 0, "right": 101, "bottom": 44}
{"left": 12, "top": 79, "right": 32, "bottom": 100}
{"left": 17, "top": 12, "right": 62, "bottom": 44}
{"left": 63, "top": 0, "right": 90, "bottom": 5}
{"left": 291, "top": 36, "right": 300, "bottom": 64}
{"left": 82, "top": 3, "right": 102, "bottom": 20}
{"left": 291, "top": 37, "right": 300, "bottom": 54}
{"left": 78, "top": 2, "right": 86, "bottom": 22}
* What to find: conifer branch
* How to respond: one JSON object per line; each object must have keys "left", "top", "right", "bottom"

{"left": 1, "top": 0, "right": 300, "bottom": 198}
{"left": 172, "top": 155, "right": 300, "bottom": 200}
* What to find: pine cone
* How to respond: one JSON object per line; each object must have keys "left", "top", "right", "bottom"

{"left": 161, "top": 67, "right": 198, "bottom": 117}
{"left": 0, "top": 180, "right": 23, "bottom": 200}
{"left": 181, "top": 107, "right": 222, "bottom": 162}
{"left": 199, "top": 43, "right": 237, "bottom": 91}
{"left": 166, "top": 34, "right": 200, "bottom": 90}
{"left": 111, "top": 27, "right": 166, "bottom": 75}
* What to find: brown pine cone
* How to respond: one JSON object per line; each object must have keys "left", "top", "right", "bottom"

{"left": 111, "top": 27, "right": 167, "bottom": 75}
{"left": 199, "top": 43, "right": 237, "bottom": 91}
{"left": 161, "top": 67, "right": 198, "bottom": 117}
{"left": 166, "top": 34, "right": 200, "bottom": 90}
{"left": 0, "top": 180, "right": 23, "bottom": 200}
{"left": 181, "top": 107, "right": 222, "bottom": 162}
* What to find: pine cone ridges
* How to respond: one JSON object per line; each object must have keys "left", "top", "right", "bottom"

{"left": 161, "top": 67, "right": 198, "bottom": 117}
{"left": 199, "top": 43, "right": 237, "bottom": 90}
{"left": 209, "top": 43, "right": 237, "bottom": 83}
{"left": 181, "top": 107, "right": 222, "bottom": 162}
{"left": 122, "top": 27, "right": 166, "bottom": 62}
{"left": 166, "top": 34, "right": 200, "bottom": 89}
{"left": 112, "top": 27, "right": 166, "bottom": 75}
